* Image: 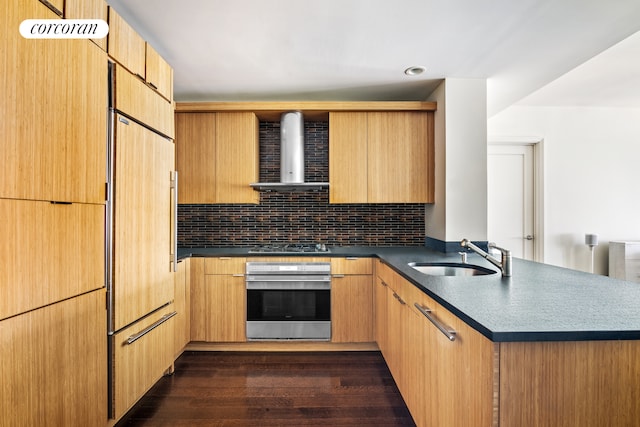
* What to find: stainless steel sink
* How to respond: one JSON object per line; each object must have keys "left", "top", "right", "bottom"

{"left": 407, "top": 262, "right": 497, "bottom": 276}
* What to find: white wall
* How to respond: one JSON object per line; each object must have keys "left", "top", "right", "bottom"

{"left": 426, "top": 79, "right": 488, "bottom": 245}
{"left": 489, "top": 105, "right": 640, "bottom": 274}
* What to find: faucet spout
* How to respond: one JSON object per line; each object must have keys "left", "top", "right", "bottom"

{"left": 460, "top": 239, "right": 512, "bottom": 277}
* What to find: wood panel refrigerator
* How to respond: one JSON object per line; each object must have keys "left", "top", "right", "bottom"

{"left": 106, "top": 65, "right": 178, "bottom": 420}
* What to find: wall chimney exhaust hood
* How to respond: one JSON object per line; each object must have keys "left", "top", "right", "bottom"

{"left": 250, "top": 111, "right": 329, "bottom": 192}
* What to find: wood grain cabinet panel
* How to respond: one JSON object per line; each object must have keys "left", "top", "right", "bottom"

{"left": 0, "top": 199, "right": 104, "bottom": 320}
{"left": 331, "top": 257, "right": 374, "bottom": 343}
{"left": 146, "top": 42, "right": 173, "bottom": 101}
{"left": 174, "top": 258, "right": 191, "bottom": 358}
{"left": 205, "top": 275, "right": 246, "bottom": 342}
{"left": 329, "top": 111, "right": 434, "bottom": 203}
{"left": 113, "top": 116, "right": 175, "bottom": 331}
{"left": 108, "top": 6, "right": 146, "bottom": 78}
{"left": 111, "top": 304, "right": 176, "bottom": 420}
{"left": 0, "top": 289, "right": 107, "bottom": 427}
{"left": 175, "top": 112, "right": 259, "bottom": 204}
{"left": 65, "top": 0, "right": 108, "bottom": 50}
{"left": 114, "top": 64, "right": 175, "bottom": 138}
{"left": 1, "top": 0, "right": 107, "bottom": 203}
{"left": 329, "top": 112, "right": 369, "bottom": 203}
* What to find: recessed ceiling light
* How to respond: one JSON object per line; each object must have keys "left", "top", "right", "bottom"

{"left": 404, "top": 66, "right": 426, "bottom": 76}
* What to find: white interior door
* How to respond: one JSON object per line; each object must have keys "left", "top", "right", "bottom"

{"left": 487, "top": 144, "right": 535, "bottom": 260}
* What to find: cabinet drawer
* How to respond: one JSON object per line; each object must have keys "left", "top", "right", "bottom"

{"left": 331, "top": 257, "right": 373, "bottom": 275}
{"left": 205, "top": 257, "right": 246, "bottom": 275}
{"left": 111, "top": 304, "right": 176, "bottom": 420}
{"left": 0, "top": 199, "right": 104, "bottom": 320}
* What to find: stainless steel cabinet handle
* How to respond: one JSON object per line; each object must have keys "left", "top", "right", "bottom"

{"left": 525, "top": 235, "right": 534, "bottom": 240}
{"left": 380, "top": 280, "right": 388, "bottom": 287}
{"left": 232, "top": 274, "right": 244, "bottom": 277}
{"left": 171, "top": 171, "right": 178, "bottom": 272}
{"left": 125, "top": 311, "right": 177, "bottom": 345}
{"left": 414, "top": 303, "right": 456, "bottom": 341}
{"left": 345, "top": 257, "right": 359, "bottom": 260}
{"left": 332, "top": 274, "right": 346, "bottom": 278}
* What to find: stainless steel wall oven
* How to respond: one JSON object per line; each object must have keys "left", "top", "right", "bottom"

{"left": 245, "top": 261, "right": 331, "bottom": 340}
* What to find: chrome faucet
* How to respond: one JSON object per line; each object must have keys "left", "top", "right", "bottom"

{"left": 460, "top": 239, "right": 512, "bottom": 277}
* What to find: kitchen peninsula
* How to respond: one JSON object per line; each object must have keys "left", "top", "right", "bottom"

{"left": 178, "top": 246, "right": 640, "bottom": 426}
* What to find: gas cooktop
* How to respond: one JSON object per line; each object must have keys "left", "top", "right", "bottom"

{"left": 248, "top": 243, "right": 330, "bottom": 254}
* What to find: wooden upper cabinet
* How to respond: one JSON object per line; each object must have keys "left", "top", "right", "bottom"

{"left": 176, "top": 113, "right": 216, "bottom": 203}
{"left": 215, "top": 112, "right": 259, "bottom": 204}
{"left": 114, "top": 64, "right": 175, "bottom": 138}
{"left": 108, "top": 6, "right": 146, "bottom": 79}
{"left": 146, "top": 43, "right": 173, "bottom": 101}
{"left": 329, "top": 111, "right": 434, "bottom": 204}
{"left": 368, "top": 112, "right": 433, "bottom": 203}
{"left": 329, "top": 112, "right": 368, "bottom": 203}
{"left": 65, "top": 0, "right": 108, "bottom": 50}
{"left": 175, "top": 112, "right": 259, "bottom": 204}
{"left": 1, "top": 0, "right": 107, "bottom": 203}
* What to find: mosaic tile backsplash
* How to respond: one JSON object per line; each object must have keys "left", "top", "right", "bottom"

{"left": 178, "top": 120, "right": 426, "bottom": 247}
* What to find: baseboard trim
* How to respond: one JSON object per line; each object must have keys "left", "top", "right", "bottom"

{"left": 185, "top": 341, "right": 379, "bottom": 352}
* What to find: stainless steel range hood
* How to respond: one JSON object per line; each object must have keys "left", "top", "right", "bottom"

{"left": 250, "top": 111, "right": 329, "bottom": 192}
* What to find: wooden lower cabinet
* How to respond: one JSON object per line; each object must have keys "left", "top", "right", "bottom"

{"left": 331, "top": 257, "right": 374, "bottom": 343}
{"left": 378, "top": 260, "right": 640, "bottom": 427}
{"left": 331, "top": 274, "right": 373, "bottom": 342}
{"left": 0, "top": 289, "right": 107, "bottom": 427}
{"left": 191, "top": 257, "right": 246, "bottom": 342}
{"left": 111, "top": 304, "right": 176, "bottom": 421}
{"left": 174, "top": 258, "right": 191, "bottom": 357}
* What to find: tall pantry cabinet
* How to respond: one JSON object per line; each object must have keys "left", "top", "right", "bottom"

{"left": 0, "top": 1, "right": 107, "bottom": 426}
{"left": 107, "top": 6, "right": 177, "bottom": 422}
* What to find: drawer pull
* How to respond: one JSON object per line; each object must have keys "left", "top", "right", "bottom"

{"left": 125, "top": 311, "right": 177, "bottom": 345}
{"left": 332, "top": 274, "right": 346, "bottom": 278}
{"left": 393, "top": 292, "right": 406, "bottom": 305}
{"left": 414, "top": 303, "right": 456, "bottom": 341}
{"left": 232, "top": 274, "right": 244, "bottom": 277}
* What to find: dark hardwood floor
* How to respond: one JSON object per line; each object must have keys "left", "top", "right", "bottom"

{"left": 116, "top": 351, "right": 416, "bottom": 426}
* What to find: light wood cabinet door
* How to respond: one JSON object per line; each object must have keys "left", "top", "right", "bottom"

{"left": 0, "top": 199, "right": 104, "bottom": 320}
{"left": 189, "top": 258, "right": 207, "bottom": 341}
{"left": 215, "top": 112, "right": 259, "bottom": 203}
{"left": 1, "top": 0, "right": 107, "bottom": 203}
{"left": 114, "top": 64, "right": 175, "bottom": 138}
{"left": 0, "top": 289, "right": 107, "bottom": 427}
{"left": 113, "top": 116, "right": 175, "bottom": 331}
{"left": 500, "top": 340, "right": 640, "bottom": 427}
{"left": 108, "top": 6, "right": 145, "bottom": 79}
{"left": 374, "top": 274, "right": 389, "bottom": 352}
{"left": 146, "top": 43, "right": 173, "bottom": 101}
{"left": 65, "top": 0, "right": 108, "bottom": 50}
{"left": 331, "top": 274, "right": 374, "bottom": 342}
{"left": 368, "top": 112, "right": 433, "bottom": 203}
{"left": 413, "top": 291, "right": 497, "bottom": 427}
{"left": 205, "top": 275, "right": 246, "bottom": 342}
{"left": 329, "top": 112, "right": 369, "bottom": 203}
{"left": 176, "top": 112, "right": 217, "bottom": 203}
{"left": 111, "top": 304, "right": 176, "bottom": 420}
{"left": 175, "top": 112, "right": 259, "bottom": 204}
{"left": 174, "top": 258, "right": 191, "bottom": 357}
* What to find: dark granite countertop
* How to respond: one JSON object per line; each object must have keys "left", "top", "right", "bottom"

{"left": 178, "top": 246, "right": 640, "bottom": 342}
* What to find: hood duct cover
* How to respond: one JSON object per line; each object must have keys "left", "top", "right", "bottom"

{"left": 250, "top": 111, "right": 329, "bottom": 191}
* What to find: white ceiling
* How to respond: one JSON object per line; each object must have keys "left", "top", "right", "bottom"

{"left": 105, "top": 0, "right": 640, "bottom": 116}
